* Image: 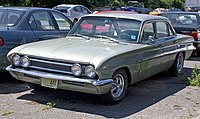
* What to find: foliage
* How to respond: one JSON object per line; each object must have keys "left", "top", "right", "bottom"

{"left": 42, "top": 102, "right": 56, "bottom": 110}
{"left": 141, "top": 0, "right": 185, "bottom": 9}
{"left": 1, "top": 109, "right": 14, "bottom": 116}
{"left": 187, "top": 65, "right": 200, "bottom": 87}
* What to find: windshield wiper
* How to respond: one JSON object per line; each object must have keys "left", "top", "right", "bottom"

{"left": 93, "top": 35, "right": 119, "bottom": 43}
{"left": 69, "top": 34, "right": 90, "bottom": 40}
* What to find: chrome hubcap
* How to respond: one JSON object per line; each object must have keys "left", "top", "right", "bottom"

{"left": 177, "top": 53, "right": 184, "bottom": 73}
{"left": 111, "top": 74, "right": 125, "bottom": 98}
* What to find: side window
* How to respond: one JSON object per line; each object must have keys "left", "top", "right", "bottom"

{"left": 141, "top": 23, "right": 155, "bottom": 43}
{"left": 74, "top": 7, "right": 82, "bottom": 13}
{"left": 29, "top": 15, "right": 36, "bottom": 30}
{"left": 51, "top": 12, "right": 71, "bottom": 30}
{"left": 29, "top": 11, "right": 55, "bottom": 30}
{"left": 81, "top": 7, "right": 90, "bottom": 14}
{"left": 156, "top": 22, "right": 168, "bottom": 38}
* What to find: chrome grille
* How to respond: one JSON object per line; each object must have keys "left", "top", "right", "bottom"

{"left": 29, "top": 58, "right": 73, "bottom": 74}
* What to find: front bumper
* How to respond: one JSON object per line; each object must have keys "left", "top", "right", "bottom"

{"left": 6, "top": 66, "right": 113, "bottom": 95}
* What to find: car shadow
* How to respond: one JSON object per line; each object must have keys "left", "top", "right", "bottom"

{"left": 16, "top": 67, "right": 193, "bottom": 118}
{"left": 0, "top": 72, "right": 30, "bottom": 94}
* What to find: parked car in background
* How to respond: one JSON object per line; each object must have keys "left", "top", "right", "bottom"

{"left": 92, "top": 6, "right": 122, "bottom": 13}
{"left": 163, "top": 12, "right": 200, "bottom": 56}
{"left": 0, "top": 7, "right": 73, "bottom": 71}
{"left": 122, "top": 1, "right": 150, "bottom": 14}
{"left": 6, "top": 13, "right": 194, "bottom": 104}
{"left": 188, "top": 6, "right": 200, "bottom": 12}
{"left": 168, "top": 8, "right": 182, "bottom": 12}
{"left": 53, "top": 4, "right": 92, "bottom": 24}
{"left": 149, "top": 8, "right": 168, "bottom": 16}
{"left": 121, "top": 6, "right": 150, "bottom": 14}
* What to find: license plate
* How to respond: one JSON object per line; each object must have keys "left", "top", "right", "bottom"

{"left": 41, "top": 78, "right": 58, "bottom": 89}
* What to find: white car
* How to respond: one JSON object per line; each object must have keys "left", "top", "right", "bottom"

{"left": 53, "top": 4, "right": 92, "bottom": 23}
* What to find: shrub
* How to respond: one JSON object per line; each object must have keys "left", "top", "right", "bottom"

{"left": 187, "top": 65, "right": 200, "bottom": 87}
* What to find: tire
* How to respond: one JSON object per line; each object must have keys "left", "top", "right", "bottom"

{"left": 26, "top": 82, "right": 44, "bottom": 91}
{"left": 103, "top": 69, "right": 128, "bottom": 105}
{"left": 168, "top": 52, "right": 184, "bottom": 76}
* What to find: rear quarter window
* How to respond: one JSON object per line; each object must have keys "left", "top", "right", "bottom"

{"left": 0, "top": 9, "right": 24, "bottom": 26}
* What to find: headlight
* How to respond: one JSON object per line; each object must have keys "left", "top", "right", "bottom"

{"left": 12, "top": 54, "right": 21, "bottom": 66}
{"left": 21, "top": 56, "right": 30, "bottom": 68}
{"left": 85, "top": 65, "right": 96, "bottom": 78}
{"left": 71, "top": 63, "right": 82, "bottom": 76}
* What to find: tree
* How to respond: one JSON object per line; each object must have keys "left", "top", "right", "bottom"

{"left": 0, "top": 0, "right": 185, "bottom": 10}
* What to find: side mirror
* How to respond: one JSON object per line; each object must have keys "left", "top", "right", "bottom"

{"left": 148, "top": 35, "right": 155, "bottom": 44}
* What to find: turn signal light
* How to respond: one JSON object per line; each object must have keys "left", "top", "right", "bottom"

{"left": 191, "top": 31, "right": 198, "bottom": 40}
{"left": 0, "top": 38, "right": 4, "bottom": 46}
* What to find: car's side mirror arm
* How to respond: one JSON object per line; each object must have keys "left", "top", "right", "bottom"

{"left": 147, "top": 35, "right": 155, "bottom": 44}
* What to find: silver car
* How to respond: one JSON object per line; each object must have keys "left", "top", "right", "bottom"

{"left": 53, "top": 4, "right": 92, "bottom": 23}
{"left": 6, "top": 13, "right": 195, "bottom": 104}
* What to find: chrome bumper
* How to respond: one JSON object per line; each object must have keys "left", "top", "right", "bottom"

{"left": 6, "top": 66, "right": 113, "bottom": 94}
{"left": 194, "top": 41, "right": 200, "bottom": 44}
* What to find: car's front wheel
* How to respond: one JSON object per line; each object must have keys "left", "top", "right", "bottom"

{"left": 169, "top": 52, "right": 184, "bottom": 76}
{"left": 104, "top": 69, "right": 128, "bottom": 105}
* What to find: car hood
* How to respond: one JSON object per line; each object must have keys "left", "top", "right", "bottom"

{"left": 9, "top": 36, "right": 146, "bottom": 67}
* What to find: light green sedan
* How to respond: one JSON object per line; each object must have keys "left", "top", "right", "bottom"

{"left": 6, "top": 13, "right": 195, "bottom": 104}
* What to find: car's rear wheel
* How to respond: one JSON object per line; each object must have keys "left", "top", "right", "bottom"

{"left": 104, "top": 69, "right": 128, "bottom": 105}
{"left": 169, "top": 52, "right": 184, "bottom": 76}
{"left": 26, "top": 82, "right": 44, "bottom": 91}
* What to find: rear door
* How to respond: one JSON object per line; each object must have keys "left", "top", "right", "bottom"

{"left": 156, "top": 21, "right": 178, "bottom": 70}
{"left": 29, "top": 10, "right": 61, "bottom": 41}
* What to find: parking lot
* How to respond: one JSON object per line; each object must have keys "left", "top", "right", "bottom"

{"left": 0, "top": 57, "right": 199, "bottom": 119}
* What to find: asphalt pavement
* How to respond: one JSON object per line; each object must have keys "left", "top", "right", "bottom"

{"left": 0, "top": 57, "right": 200, "bottom": 119}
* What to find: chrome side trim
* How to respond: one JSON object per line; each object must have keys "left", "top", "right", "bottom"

{"left": 6, "top": 66, "right": 113, "bottom": 86}
{"left": 30, "top": 58, "right": 73, "bottom": 67}
{"left": 194, "top": 41, "right": 200, "bottom": 43}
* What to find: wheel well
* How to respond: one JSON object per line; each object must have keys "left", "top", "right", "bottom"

{"left": 115, "top": 67, "right": 132, "bottom": 85}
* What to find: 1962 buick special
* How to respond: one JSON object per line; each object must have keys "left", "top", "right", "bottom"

{"left": 6, "top": 13, "right": 195, "bottom": 104}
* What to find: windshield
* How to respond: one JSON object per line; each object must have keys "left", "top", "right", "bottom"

{"left": 69, "top": 17, "right": 141, "bottom": 42}
{"left": 0, "top": 9, "right": 24, "bottom": 26}
{"left": 164, "top": 13, "right": 198, "bottom": 26}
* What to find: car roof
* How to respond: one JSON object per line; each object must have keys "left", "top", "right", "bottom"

{"left": 0, "top": 7, "right": 52, "bottom": 11}
{"left": 84, "top": 13, "right": 168, "bottom": 22}
{"left": 164, "top": 11, "right": 199, "bottom": 15}
{"left": 96, "top": 11, "right": 138, "bottom": 14}
{"left": 55, "top": 4, "right": 82, "bottom": 8}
